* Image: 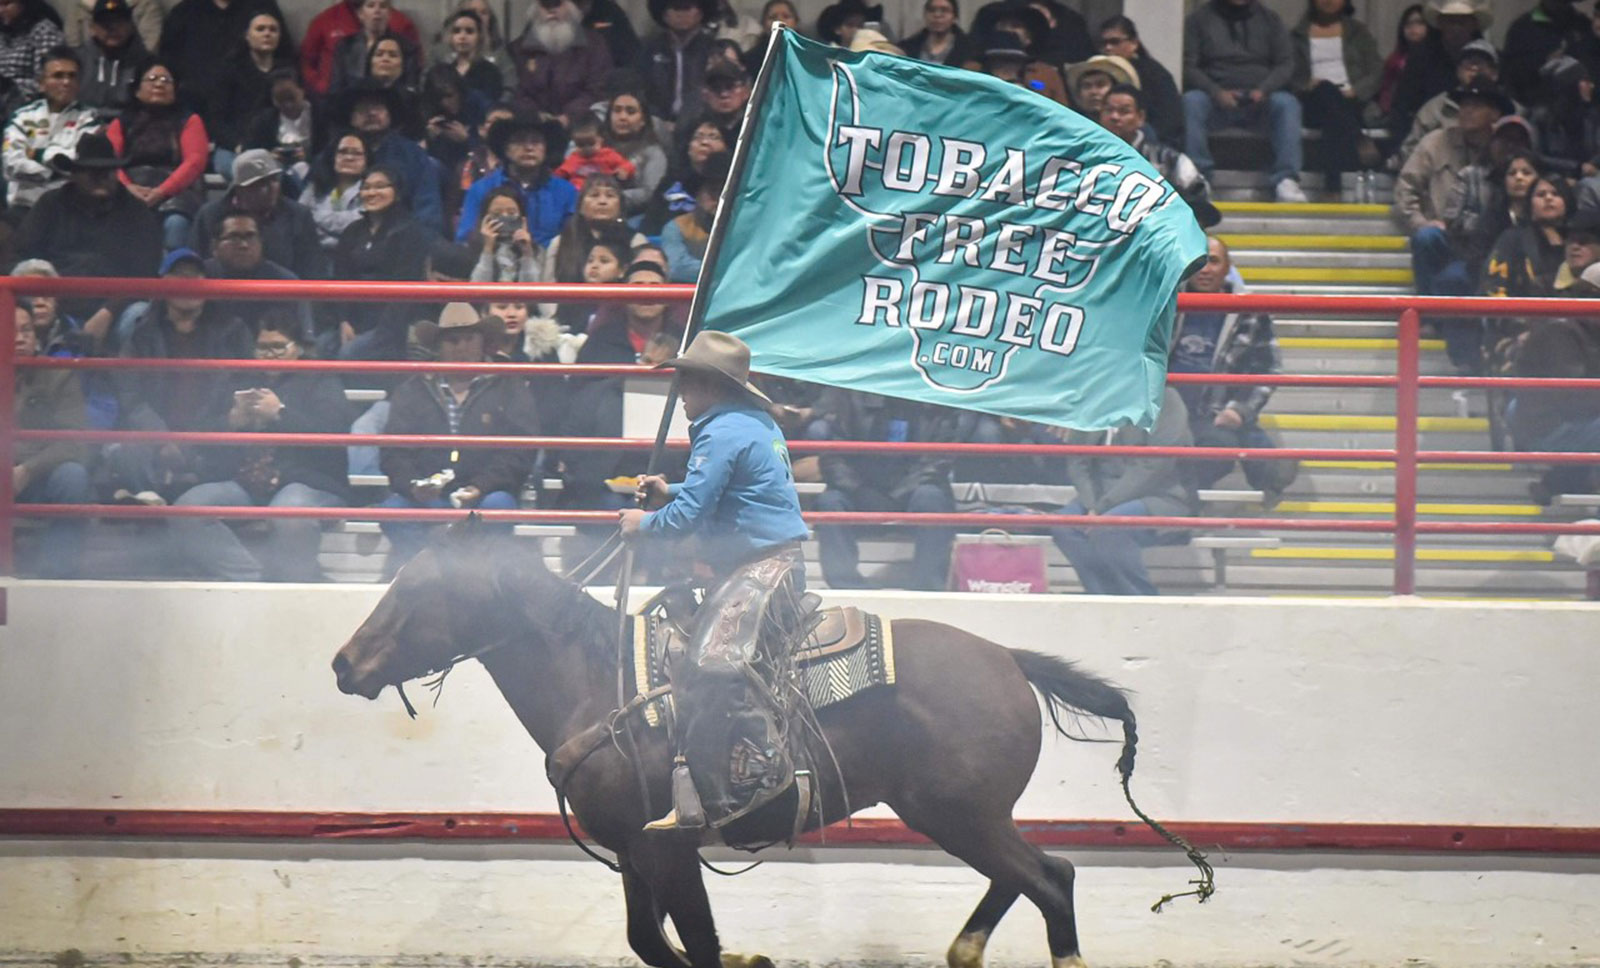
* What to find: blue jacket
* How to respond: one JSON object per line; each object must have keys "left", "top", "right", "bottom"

{"left": 456, "top": 167, "right": 578, "bottom": 247}
{"left": 371, "top": 132, "right": 444, "bottom": 236}
{"left": 640, "top": 401, "right": 809, "bottom": 571}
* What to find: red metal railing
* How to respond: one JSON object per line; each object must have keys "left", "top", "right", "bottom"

{"left": 6, "top": 278, "right": 1600, "bottom": 596}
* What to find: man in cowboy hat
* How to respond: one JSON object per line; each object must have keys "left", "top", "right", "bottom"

{"left": 619, "top": 330, "right": 809, "bottom": 830}
{"left": 17, "top": 130, "right": 162, "bottom": 343}
{"left": 1395, "top": 37, "right": 1506, "bottom": 166}
{"left": 377, "top": 303, "right": 541, "bottom": 573}
{"left": 343, "top": 82, "right": 443, "bottom": 234}
{"left": 456, "top": 112, "right": 577, "bottom": 247}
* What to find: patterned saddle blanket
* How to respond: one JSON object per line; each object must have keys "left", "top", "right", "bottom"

{"left": 631, "top": 604, "right": 896, "bottom": 728}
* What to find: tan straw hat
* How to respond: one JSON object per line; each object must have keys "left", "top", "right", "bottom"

{"left": 849, "top": 28, "right": 905, "bottom": 55}
{"left": 1065, "top": 54, "right": 1140, "bottom": 91}
{"left": 655, "top": 330, "right": 772, "bottom": 405}
{"left": 1425, "top": 0, "right": 1491, "bottom": 30}
{"left": 413, "top": 302, "right": 506, "bottom": 350}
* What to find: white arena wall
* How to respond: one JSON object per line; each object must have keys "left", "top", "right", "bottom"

{"left": 0, "top": 581, "right": 1597, "bottom": 967}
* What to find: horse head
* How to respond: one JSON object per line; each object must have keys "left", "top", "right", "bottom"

{"left": 332, "top": 514, "right": 513, "bottom": 700}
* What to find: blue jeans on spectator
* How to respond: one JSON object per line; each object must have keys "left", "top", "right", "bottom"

{"left": 1529, "top": 414, "right": 1600, "bottom": 494}
{"left": 347, "top": 401, "right": 390, "bottom": 479}
{"left": 162, "top": 212, "right": 191, "bottom": 252}
{"left": 379, "top": 488, "right": 518, "bottom": 570}
{"left": 1182, "top": 89, "right": 1303, "bottom": 185}
{"left": 17, "top": 461, "right": 91, "bottom": 578}
{"left": 1050, "top": 499, "right": 1160, "bottom": 596}
{"left": 1408, "top": 225, "right": 1479, "bottom": 368}
{"left": 169, "top": 480, "right": 343, "bottom": 580}
{"left": 814, "top": 483, "right": 955, "bottom": 590}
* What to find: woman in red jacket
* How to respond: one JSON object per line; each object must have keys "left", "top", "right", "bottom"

{"left": 105, "top": 58, "right": 209, "bottom": 250}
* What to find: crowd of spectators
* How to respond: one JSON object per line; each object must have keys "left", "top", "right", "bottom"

{"left": 4, "top": 0, "right": 1592, "bottom": 594}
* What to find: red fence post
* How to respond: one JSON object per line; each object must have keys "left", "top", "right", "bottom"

{"left": 0, "top": 280, "right": 14, "bottom": 576}
{"left": 1394, "top": 308, "right": 1420, "bottom": 595}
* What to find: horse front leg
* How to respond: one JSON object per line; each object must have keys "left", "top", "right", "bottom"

{"left": 623, "top": 862, "right": 691, "bottom": 968}
{"left": 631, "top": 836, "right": 774, "bottom": 968}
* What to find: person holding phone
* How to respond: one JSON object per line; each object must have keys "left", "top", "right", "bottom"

{"left": 468, "top": 183, "right": 542, "bottom": 282}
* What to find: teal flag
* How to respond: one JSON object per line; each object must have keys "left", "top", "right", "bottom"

{"left": 696, "top": 28, "right": 1208, "bottom": 430}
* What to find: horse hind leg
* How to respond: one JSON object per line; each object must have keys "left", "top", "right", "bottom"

{"left": 948, "top": 882, "right": 1019, "bottom": 968}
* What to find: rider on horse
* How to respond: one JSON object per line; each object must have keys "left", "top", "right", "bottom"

{"left": 618, "top": 331, "right": 810, "bottom": 831}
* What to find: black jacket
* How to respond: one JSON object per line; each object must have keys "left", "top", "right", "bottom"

{"left": 1132, "top": 52, "right": 1185, "bottom": 148}
{"left": 16, "top": 181, "right": 163, "bottom": 318}
{"left": 201, "top": 371, "right": 353, "bottom": 497}
{"left": 332, "top": 211, "right": 433, "bottom": 335}
{"left": 192, "top": 195, "right": 329, "bottom": 281}
{"left": 116, "top": 305, "right": 254, "bottom": 432}
{"left": 159, "top": 0, "right": 289, "bottom": 112}
{"left": 206, "top": 53, "right": 294, "bottom": 149}
{"left": 1503, "top": 3, "right": 1590, "bottom": 106}
{"left": 381, "top": 373, "right": 541, "bottom": 496}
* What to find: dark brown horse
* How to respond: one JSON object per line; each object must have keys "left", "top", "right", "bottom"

{"left": 332, "top": 517, "right": 1206, "bottom": 968}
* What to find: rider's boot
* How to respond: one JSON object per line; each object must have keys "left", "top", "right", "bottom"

{"left": 644, "top": 756, "right": 707, "bottom": 831}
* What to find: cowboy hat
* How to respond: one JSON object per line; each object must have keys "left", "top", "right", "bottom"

{"left": 1450, "top": 79, "right": 1513, "bottom": 116}
{"left": 971, "top": 1, "right": 1050, "bottom": 54}
{"left": 849, "top": 28, "right": 904, "bottom": 55}
{"left": 816, "top": 0, "right": 884, "bottom": 44}
{"left": 486, "top": 113, "right": 568, "bottom": 161}
{"left": 52, "top": 131, "right": 127, "bottom": 173}
{"left": 655, "top": 330, "right": 771, "bottom": 405}
{"left": 336, "top": 80, "right": 406, "bottom": 126}
{"left": 1424, "top": 0, "right": 1492, "bottom": 30}
{"left": 1065, "top": 54, "right": 1139, "bottom": 91}
{"left": 413, "top": 302, "right": 508, "bottom": 350}
{"left": 648, "top": 0, "right": 716, "bottom": 27}
{"left": 979, "top": 29, "right": 1029, "bottom": 62}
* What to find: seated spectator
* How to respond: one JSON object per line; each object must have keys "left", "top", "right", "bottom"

{"left": 435, "top": 8, "right": 506, "bottom": 106}
{"left": 553, "top": 113, "right": 637, "bottom": 190}
{"left": 605, "top": 88, "right": 666, "bottom": 219}
{"left": 1049, "top": 386, "right": 1194, "bottom": 596}
{"left": 468, "top": 184, "right": 545, "bottom": 282}
{"left": 207, "top": 9, "right": 294, "bottom": 177}
{"left": 542, "top": 174, "right": 643, "bottom": 323}
{"left": 643, "top": 116, "right": 723, "bottom": 232}
{"left": 64, "top": 0, "right": 160, "bottom": 52}
{"left": 1445, "top": 147, "right": 1540, "bottom": 290}
{"left": 300, "top": 133, "right": 367, "bottom": 250}
{"left": 104, "top": 59, "right": 209, "bottom": 250}
{"left": 3, "top": 46, "right": 100, "bottom": 211}
{"left": 0, "top": 0, "right": 65, "bottom": 113}
{"left": 1391, "top": 0, "right": 1489, "bottom": 137}
{"left": 300, "top": 0, "right": 420, "bottom": 97}
{"left": 340, "top": 33, "right": 425, "bottom": 140}
{"left": 1377, "top": 4, "right": 1428, "bottom": 122}
{"left": 1397, "top": 38, "right": 1501, "bottom": 167}
{"left": 1182, "top": 0, "right": 1306, "bottom": 202}
{"left": 458, "top": 114, "right": 576, "bottom": 247}
{"left": 1530, "top": 55, "right": 1599, "bottom": 176}
{"left": 971, "top": 28, "right": 1029, "bottom": 86}
{"left": 1484, "top": 172, "right": 1571, "bottom": 299}
{"left": 111, "top": 248, "right": 254, "bottom": 505}
{"left": 815, "top": 0, "right": 874, "bottom": 47}
{"left": 377, "top": 304, "right": 541, "bottom": 573}
{"left": 72, "top": 0, "right": 147, "bottom": 114}
{"left": 509, "top": 0, "right": 611, "bottom": 123}
{"left": 342, "top": 82, "right": 444, "bottom": 234}
{"left": 16, "top": 131, "right": 162, "bottom": 346}
{"left": 166, "top": 310, "right": 352, "bottom": 581}
{"left": 419, "top": 63, "right": 479, "bottom": 187}
{"left": 1098, "top": 15, "right": 1184, "bottom": 147}
{"left": 331, "top": 164, "right": 432, "bottom": 359}
{"left": 809, "top": 390, "right": 958, "bottom": 591}
{"left": 12, "top": 302, "right": 91, "bottom": 578}
{"left": 1503, "top": 0, "right": 1588, "bottom": 108}
{"left": 671, "top": 56, "right": 749, "bottom": 165}
{"left": 1395, "top": 80, "right": 1508, "bottom": 303}
{"left": 965, "top": 8, "right": 1068, "bottom": 104}
{"left": 640, "top": 0, "right": 717, "bottom": 123}
{"left": 1291, "top": 0, "right": 1382, "bottom": 191}
{"left": 159, "top": 0, "right": 288, "bottom": 114}
{"left": 1066, "top": 53, "right": 1136, "bottom": 120}
{"left": 192, "top": 150, "right": 327, "bottom": 281}
{"left": 13, "top": 258, "right": 118, "bottom": 428}
{"left": 741, "top": 0, "right": 796, "bottom": 75}
{"left": 204, "top": 209, "right": 315, "bottom": 338}
{"left": 239, "top": 69, "right": 327, "bottom": 188}
{"left": 1172, "top": 236, "right": 1296, "bottom": 497}
{"left": 573, "top": 0, "right": 641, "bottom": 67}
{"left": 901, "top": 0, "right": 976, "bottom": 67}
{"left": 662, "top": 154, "right": 725, "bottom": 283}
{"left": 1099, "top": 85, "right": 1220, "bottom": 228}
{"left": 328, "top": 1, "right": 419, "bottom": 98}
{"left": 1510, "top": 260, "right": 1600, "bottom": 499}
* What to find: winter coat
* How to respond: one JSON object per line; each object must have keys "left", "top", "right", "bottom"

{"left": 381, "top": 373, "right": 542, "bottom": 496}
{"left": 15, "top": 368, "right": 87, "bottom": 478}
{"left": 72, "top": 34, "right": 147, "bottom": 113}
{"left": 1393, "top": 126, "right": 1487, "bottom": 233}
{"left": 201, "top": 371, "right": 354, "bottom": 498}
{"left": 1290, "top": 16, "right": 1382, "bottom": 103}
{"left": 1182, "top": 0, "right": 1295, "bottom": 96}
{"left": 299, "top": 0, "right": 421, "bottom": 95}
{"left": 207, "top": 53, "right": 295, "bottom": 150}
{"left": 15, "top": 181, "right": 162, "bottom": 318}
{"left": 1, "top": 97, "right": 100, "bottom": 207}
{"left": 1062, "top": 387, "right": 1195, "bottom": 518}
{"left": 191, "top": 195, "right": 330, "bottom": 282}
{"left": 638, "top": 27, "right": 716, "bottom": 122}
{"left": 509, "top": 25, "right": 612, "bottom": 122}
{"left": 158, "top": 0, "right": 288, "bottom": 110}
{"left": 457, "top": 166, "right": 577, "bottom": 247}
{"left": 1483, "top": 223, "right": 1565, "bottom": 299}
{"left": 116, "top": 307, "right": 255, "bottom": 432}
{"left": 368, "top": 130, "right": 444, "bottom": 234}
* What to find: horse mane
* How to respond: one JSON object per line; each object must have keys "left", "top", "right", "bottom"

{"left": 482, "top": 536, "right": 622, "bottom": 673}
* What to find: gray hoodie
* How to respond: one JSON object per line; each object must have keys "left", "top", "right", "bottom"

{"left": 1182, "top": 0, "right": 1294, "bottom": 97}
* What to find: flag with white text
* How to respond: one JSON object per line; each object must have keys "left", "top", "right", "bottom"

{"left": 696, "top": 28, "right": 1207, "bottom": 429}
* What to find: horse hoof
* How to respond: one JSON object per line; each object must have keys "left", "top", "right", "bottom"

{"left": 722, "top": 955, "right": 775, "bottom": 968}
{"left": 948, "top": 931, "right": 987, "bottom": 968}
{"left": 1053, "top": 956, "right": 1090, "bottom": 968}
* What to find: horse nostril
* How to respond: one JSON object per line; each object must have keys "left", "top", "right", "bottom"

{"left": 332, "top": 652, "right": 352, "bottom": 681}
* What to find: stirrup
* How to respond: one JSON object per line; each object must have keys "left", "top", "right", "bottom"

{"left": 644, "top": 758, "right": 707, "bottom": 832}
